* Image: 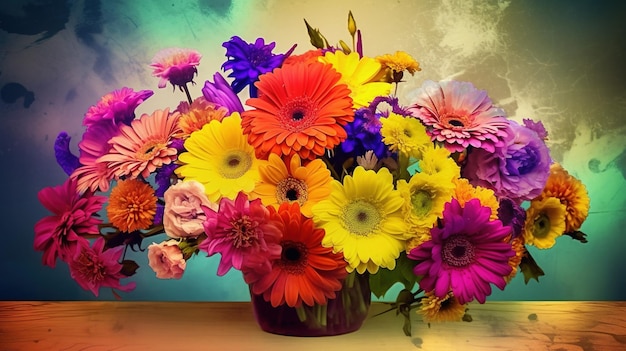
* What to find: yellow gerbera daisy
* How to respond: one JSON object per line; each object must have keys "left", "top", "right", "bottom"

{"left": 418, "top": 146, "right": 461, "bottom": 183}
{"left": 312, "top": 166, "right": 408, "bottom": 274}
{"left": 380, "top": 113, "right": 431, "bottom": 158}
{"left": 536, "top": 163, "right": 590, "bottom": 232}
{"left": 175, "top": 113, "right": 262, "bottom": 202}
{"left": 452, "top": 178, "right": 499, "bottom": 221}
{"left": 523, "top": 197, "right": 566, "bottom": 249}
{"left": 398, "top": 172, "right": 455, "bottom": 251}
{"left": 418, "top": 291, "right": 467, "bottom": 323}
{"left": 251, "top": 153, "right": 332, "bottom": 217}
{"left": 318, "top": 51, "right": 391, "bottom": 108}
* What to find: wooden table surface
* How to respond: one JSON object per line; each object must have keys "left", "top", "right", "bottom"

{"left": 1, "top": 301, "right": 625, "bottom": 350}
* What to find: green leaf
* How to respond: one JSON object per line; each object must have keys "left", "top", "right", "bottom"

{"left": 564, "top": 230, "right": 588, "bottom": 243}
{"left": 519, "top": 249, "right": 545, "bottom": 284}
{"left": 369, "top": 252, "right": 419, "bottom": 298}
{"left": 120, "top": 260, "right": 139, "bottom": 277}
{"left": 303, "top": 19, "right": 327, "bottom": 49}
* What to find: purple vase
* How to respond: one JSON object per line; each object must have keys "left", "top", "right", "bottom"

{"left": 250, "top": 272, "right": 371, "bottom": 336}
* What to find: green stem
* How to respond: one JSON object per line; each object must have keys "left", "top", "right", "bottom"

{"left": 182, "top": 84, "right": 193, "bottom": 104}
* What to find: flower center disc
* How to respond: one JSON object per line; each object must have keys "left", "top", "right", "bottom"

{"left": 276, "top": 177, "right": 308, "bottom": 205}
{"left": 532, "top": 213, "right": 551, "bottom": 238}
{"left": 411, "top": 190, "right": 433, "bottom": 218}
{"left": 442, "top": 235, "right": 475, "bottom": 267}
{"left": 343, "top": 200, "right": 381, "bottom": 236}
{"left": 221, "top": 150, "right": 252, "bottom": 179}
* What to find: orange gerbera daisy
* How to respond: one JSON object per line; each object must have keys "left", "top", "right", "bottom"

{"left": 175, "top": 96, "right": 228, "bottom": 139}
{"left": 536, "top": 163, "right": 590, "bottom": 232}
{"left": 241, "top": 60, "right": 354, "bottom": 161}
{"left": 251, "top": 153, "right": 332, "bottom": 217}
{"left": 98, "top": 109, "right": 181, "bottom": 179}
{"left": 243, "top": 202, "right": 348, "bottom": 308}
{"left": 107, "top": 179, "right": 157, "bottom": 232}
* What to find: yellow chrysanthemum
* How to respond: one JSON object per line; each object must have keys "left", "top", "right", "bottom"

{"left": 376, "top": 51, "right": 421, "bottom": 75}
{"left": 505, "top": 236, "right": 526, "bottom": 283}
{"left": 536, "top": 163, "right": 590, "bottom": 232}
{"left": 418, "top": 146, "right": 461, "bottom": 183}
{"left": 523, "top": 197, "right": 566, "bottom": 249}
{"left": 418, "top": 291, "right": 467, "bottom": 323}
{"left": 376, "top": 51, "right": 421, "bottom": 83}
{"left": 452, "top": 178, "right": 499, "bottom": 221}
{"left": 312, "top": 166, "right": 408, "bottom": 274}
{"left": 398, "top": 172, "right": 455, "bottom": 251}
{"left": 251, "top": 153, "right": 332, "bottom": 218}
{"left": 380, "top": 113, "right": 431, "bottom": 158}
{"left": 175, "top": 113, "right": 262, "bottom": 203}
{"left": 175, "top": 96, "right": 228, "bottom": 139}
{"left": 319, "top": 51, "right": 391, "bottom": 108}
{"left": 107, "top": 178, "right": 157, "bottom": 232}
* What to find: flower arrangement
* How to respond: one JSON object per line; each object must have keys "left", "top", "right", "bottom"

{"left": 35, "top": 11, "right": 591, "bottom": 336}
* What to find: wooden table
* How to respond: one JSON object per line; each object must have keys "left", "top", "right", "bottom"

{"left": 1, "top": 301, "right": 625, "bottom": 350}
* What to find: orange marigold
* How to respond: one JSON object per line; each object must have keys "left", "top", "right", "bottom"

{"left": 107, "top": 179, "right": 157, "bottom": 232}
{"left": 175, "top": 96, "right": 228, "bottom": 139}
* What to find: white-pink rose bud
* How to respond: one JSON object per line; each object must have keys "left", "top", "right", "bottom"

{"left": 147, "top": 240, "right": 186, "bottom": 279}
{"left": 163, "top": 180, "right": 216, "bottom": 238}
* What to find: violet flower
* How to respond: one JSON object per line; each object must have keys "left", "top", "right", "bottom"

{"left": 462, "top": 120, "right": 551, "bottom": 202}
{"left": 201, "top": 72, "right": 244, "bottom": 114}
{"left": 221, "top": 36, "right": 294, "bottom": 97}
{"left": 54, "top": 132, "right": 81, "bottom": 175}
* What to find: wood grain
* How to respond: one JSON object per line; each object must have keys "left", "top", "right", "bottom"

{"left": 1, "top": 301, "right": 625, "bottom": 350}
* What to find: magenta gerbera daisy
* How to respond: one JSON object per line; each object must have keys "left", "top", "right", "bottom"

{"left": 408, "top": 198, "right": 515, "bottom": 304}
{"left": 83, "top": 87, "right": 153, "bottom": 127}
{"left": 34, "top": 178, "right": 106, "bottom": 268}
{"left": 200, "top": 191, "right": 282, "bottom": 276}
{"left": 407, "top": 80, "right": 511, "bottom": 153}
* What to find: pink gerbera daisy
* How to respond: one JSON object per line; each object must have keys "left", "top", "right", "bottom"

{"left": 150, "top": 48, "right": 202, "bottom": 89}
{"left": 97, "top": 108, "right": 181, "bottom": 180}
{"left": 407, "top": 80, "right": 510, "bottom": 153}
{"left": 71, "top": 121, "right": 121, "bottom": 193}
{"left": 200, "top": 191, "right": 282, "bottom": 276}
{"left": 83, "top": 87, "right": 153, "bottom": 127}
{"left": 408, "top": 198, "right": 515, "bottom": 304}
{"left": 34, "top": 178, "right": 106, "bottom": 268}
{"left": 68, "top": 237, "right": 136, "bottom": 297}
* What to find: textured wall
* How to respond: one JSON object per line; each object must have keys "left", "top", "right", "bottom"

{"left": 1, "top": 0, "right": 624, "bottom": 301}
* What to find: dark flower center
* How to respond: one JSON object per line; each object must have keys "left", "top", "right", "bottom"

{"left": 442, "top": 235, "right": 475, "bottom": 267}
{"left": 279, "top": 241, "right": 307, "bottom": 274}
{"left": 286, "top": 189, "right": 298, "bottom": 201}
{"left": 448, "top": 119, "right": 465, "bottom": 127}
{"left": 292, "top": 110, "right": 305, "bottom": 121}
{"left": 532, "top": 213, "right": 551, "bottom": 238}
{"left": 75, "top": 252, "right": 105, "bottom": 283}
{"left": 229, "top": 158, "right": 240, "bottom": 167}
{"left": 277, "top": 178, "right": 308, "bottom": 205}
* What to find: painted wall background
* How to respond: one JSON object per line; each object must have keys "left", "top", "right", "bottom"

{"left": 1, "top": 0, "right": 625, "bottom": 301}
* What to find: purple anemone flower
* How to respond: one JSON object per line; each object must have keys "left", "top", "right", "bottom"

{"left": 54, "top": 132, "right": 81, "bottom": 175}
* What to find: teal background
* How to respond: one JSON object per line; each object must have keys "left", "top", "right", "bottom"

{"left": 1, "top": 0, "right": 624, "bottom": 301}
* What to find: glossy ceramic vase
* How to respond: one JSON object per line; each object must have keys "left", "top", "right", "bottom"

{"left": 250, "top": 272, "right": 371, "bottom": 336}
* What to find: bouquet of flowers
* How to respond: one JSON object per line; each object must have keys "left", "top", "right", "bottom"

{"left": 34, "top": 11, "right": 591, "bottom": 336}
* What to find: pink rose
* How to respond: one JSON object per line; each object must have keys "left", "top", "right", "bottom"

{"left": 147, "top": 240, "right": 186, "bottom": 279}
{"left": 163, "top": 180, "right": 216, "bottom": 238}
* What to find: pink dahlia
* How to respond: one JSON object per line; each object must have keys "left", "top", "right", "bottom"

{"left": 408, "top": 198, "right": 515, "bottom": 304}
{"left": 83, "top": 87, "right": 153, "bottom": 127}
{"left": 407, "top": 80, "right": 510, "bottom": 153}
{"left": 200, "top": 191, "right": 282, "bottom": 276}
{"left": 150, "top": 48, "right": 202, "bottom": 89}
{"left": 97, "top": 108, "right": 181, "bottom": 179}
{"left": 68, "top": 237, "right": 136, "bottom": 297}
{"left": 34, "top": 178, "right": 106, "bottom": 268}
